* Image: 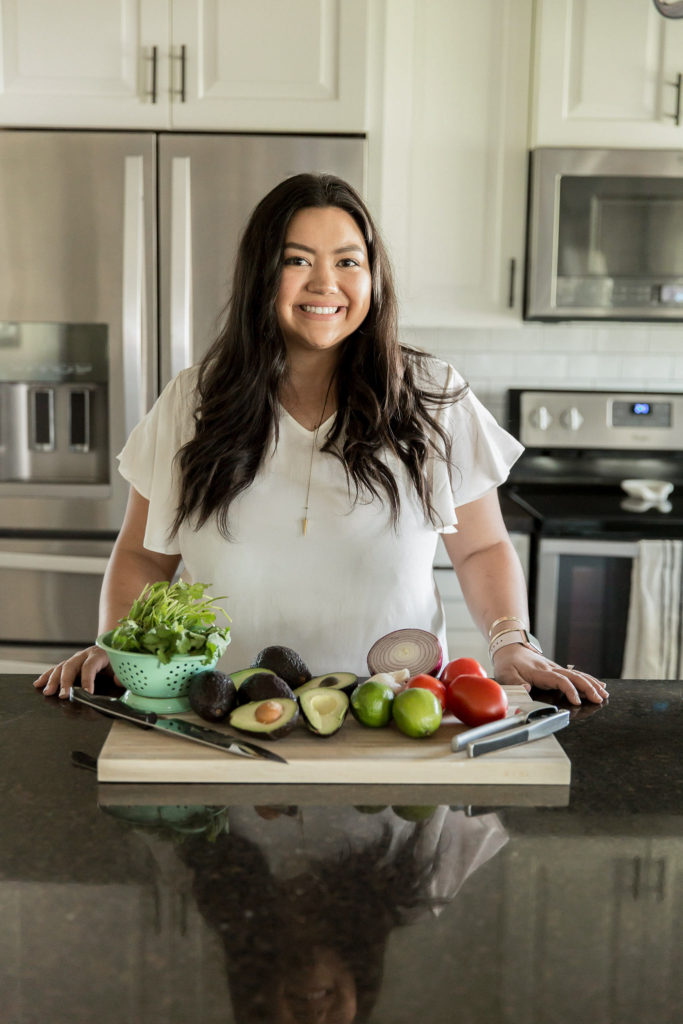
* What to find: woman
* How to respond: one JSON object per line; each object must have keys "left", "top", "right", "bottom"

{"left": 128, "top": 802, "right": 509, "bottom": 1023}
{"left": 34, "top": 173, "right": 606, "bottom": 705}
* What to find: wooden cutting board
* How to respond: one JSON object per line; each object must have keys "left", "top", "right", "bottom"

{"left": 97, "top": 686, "right": 571, "bottom": 785}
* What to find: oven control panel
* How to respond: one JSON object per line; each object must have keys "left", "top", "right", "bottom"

{"left": 509, "top": 389, "right": 683, "bottom": 450}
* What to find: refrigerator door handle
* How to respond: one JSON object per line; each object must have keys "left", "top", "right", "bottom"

{"left": 0, "top": 551, "right": 110, "bottom": 574}
{"left": 122, "top": 155, "right": 148, "bottom": 439}
{"left": 170, "top": 156, "right": 193, "bottom": 378}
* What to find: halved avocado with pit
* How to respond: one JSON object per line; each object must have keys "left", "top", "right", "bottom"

{"left": 229, "top": 698, "right": 299, "bottom": 740}
{"left": 299, "top": 688, "right": 349, "bottom": 737}
{"left": 293, "top": 672, "right": 358, "bottom": 697}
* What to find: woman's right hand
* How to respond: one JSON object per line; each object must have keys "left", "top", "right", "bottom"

{"left": 33, "top": 645, "right": 118, "bottom": 699}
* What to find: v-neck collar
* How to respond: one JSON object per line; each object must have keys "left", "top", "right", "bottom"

{"left": 280, "top": 405, "right": 337, "bottom": 437}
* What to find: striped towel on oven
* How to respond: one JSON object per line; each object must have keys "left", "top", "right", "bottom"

{"left": 621, "top": 539, "right": 683, "bottom": 679}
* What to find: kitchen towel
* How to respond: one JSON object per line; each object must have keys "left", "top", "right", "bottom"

{"left": 621, "top": 539, "right": 683, "bottom": 679}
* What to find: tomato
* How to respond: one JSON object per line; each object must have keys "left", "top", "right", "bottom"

{"left": 440, "top": 656, "right": 487, "bottom": 685}
{"left": 446, "top": 674, "right": 508, "bottom": 726}
{"left": 406, "top": 673, "right": 447, "bottom": 711}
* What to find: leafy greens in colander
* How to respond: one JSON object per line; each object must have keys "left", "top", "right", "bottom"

{"left": 109, "top": 581, "right": 231, "bottom": 664}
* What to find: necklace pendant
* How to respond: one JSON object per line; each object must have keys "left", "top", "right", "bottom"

{"left": 302, "top": 515, "right": 309, "bottom": 536}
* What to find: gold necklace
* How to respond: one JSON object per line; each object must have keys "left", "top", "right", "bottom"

{"left": 302, "top": 375, "right": 335, "bottom": 536}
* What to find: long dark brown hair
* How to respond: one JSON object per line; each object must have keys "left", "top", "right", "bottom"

{"left": 171, "top": 173, "right": 467, "bottom": 538}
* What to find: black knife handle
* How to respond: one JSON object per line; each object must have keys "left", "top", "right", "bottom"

{"left": 70, "top": 686, "right": 157, "bottom": 726}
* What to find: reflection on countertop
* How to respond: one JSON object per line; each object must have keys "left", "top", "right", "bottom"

{"left": 0, "top": 676, "right": 681, "bottom": 1024}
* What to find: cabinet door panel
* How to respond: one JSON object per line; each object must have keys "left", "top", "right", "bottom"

{"left": 374, "top": 0, "right": 531, "bottom": 326}
{"left": 170, "top": 0, "right": 368, "bottom": 131}
{"left": 0, "top": 0, "right": 170, "bottom": 127}
{"left": 532, "top": 0, "right": 683, "bottom": 147}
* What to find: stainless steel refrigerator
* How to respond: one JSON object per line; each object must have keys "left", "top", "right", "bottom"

{"left": 0, "top": 129, "right": 366, "bottom": 670}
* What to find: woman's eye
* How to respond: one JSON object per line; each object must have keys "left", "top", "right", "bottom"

{"left": 338, "top": 257, "right": 359, "bottom": 268}
{"left": 283, "top": 255, "right": 309, "bottom": 266}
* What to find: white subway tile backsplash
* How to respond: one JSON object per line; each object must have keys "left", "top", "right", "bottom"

{"left": 593, "top": 327, "right": 650, "bottom": 352}
{"left": 514, "top": 352, "right": 570, "bottom": 380}
{"left": 407, "top": 322, "right": 683, "bottom": 411}
{"left": 648, "top": 328, "right": 683, "bottom": 353}
{"left": 621, "top": 355, "right": 675, "bottom": 380}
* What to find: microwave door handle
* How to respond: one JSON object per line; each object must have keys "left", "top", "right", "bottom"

{"left": 169, "top": 156, "right": 193, "bottom": 379}
{"left": 122, "top": 155, "right": 147, "bottom": 439}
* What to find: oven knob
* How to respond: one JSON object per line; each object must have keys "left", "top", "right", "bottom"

{"left": 529, "top": 405, "right": 553, "bottom": 431}
{"left": 560, "top": 406, "right": 584, "bottom": 431}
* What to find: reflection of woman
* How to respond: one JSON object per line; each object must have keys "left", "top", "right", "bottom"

{"left": 35, "top": 173, "right": 606, "bottom": 704}
{"left": 173, "top": 806, "right": 508, "bottom": 1024}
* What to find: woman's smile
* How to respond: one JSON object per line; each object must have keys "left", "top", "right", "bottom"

{"left": 299, "top": 304, "right": 345, "bottom": 316}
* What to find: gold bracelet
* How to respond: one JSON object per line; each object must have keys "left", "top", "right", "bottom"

{"left": 487, "top": 627, "right": 528, "bottom": 658}
{"left": 488, "top": 615, "right": 526, "bottom": 639}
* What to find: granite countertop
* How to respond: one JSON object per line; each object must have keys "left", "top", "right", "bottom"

{"left": 1, "top": 675, "right": 681, "bottom": 1024}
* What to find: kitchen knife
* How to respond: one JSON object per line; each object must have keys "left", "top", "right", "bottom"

{"left": 451, "top": 701, "right": 560, "bottom": 752}
{"left": 464, "top": 709, "right": 570, "bottom": 758}
{"left": 69, "top": 686, "right": 288, "bottom": 764}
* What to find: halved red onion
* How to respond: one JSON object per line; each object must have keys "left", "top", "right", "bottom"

{"left": 367, "top": 629, "right": 443, "bottom": 678}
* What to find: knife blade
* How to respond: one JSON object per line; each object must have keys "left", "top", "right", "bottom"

{"left": 465, "top": 709, "right": 570, "bottom": 758}
{"left": 69, "top": 686, "right": 288, "bottom": 764}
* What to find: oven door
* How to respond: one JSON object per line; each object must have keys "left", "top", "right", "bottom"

{"left": 535, "top": 538, "right": 638, "bottom": 679}
{"left": 0, "top": 537, "right": 112, "bottom": 673}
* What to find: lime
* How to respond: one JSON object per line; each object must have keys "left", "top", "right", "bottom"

{"left": 392, "top": 687, "right": 442, "bottom": 738}
{"left": 350, "top": 680, "right": 395, "bottom": 727}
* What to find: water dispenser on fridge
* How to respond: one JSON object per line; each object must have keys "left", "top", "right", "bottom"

{"left": 0, "top": 321, "right": 109, "bottom": 488}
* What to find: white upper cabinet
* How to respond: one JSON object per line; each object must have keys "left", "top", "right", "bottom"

{"left": 170, "top": 0, "right": 368, "bottom": 132}
{"left": 370, "top": 0, "right": 532, "bottom": 326}
{"left": 532, "top": 0, "right": 683, "bottom": 148}
{"left": 0, "top": 0, "right": 170, "bottom": 128}
{"left": 0, "top": 0, "right": 369, "bottom": 131}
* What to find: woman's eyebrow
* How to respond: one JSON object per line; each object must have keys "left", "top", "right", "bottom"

{"left": 283, "top": 241, "right": 365, "bottom": 255}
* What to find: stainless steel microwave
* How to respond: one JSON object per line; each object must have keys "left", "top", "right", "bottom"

{"left": 524, "top": 148, "right": 683, "bottom": 321}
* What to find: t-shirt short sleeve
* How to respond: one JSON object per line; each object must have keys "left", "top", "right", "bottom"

{"left": 426, "top": 361, "right": 524, "bottom": 533}
{"left": 116, "top": 368, "right": 198, "bottom": 556}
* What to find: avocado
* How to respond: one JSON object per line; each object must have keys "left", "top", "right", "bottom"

{"left": 187, "top": 670, "right": 237, "bottom": 722}
{"left": 236, "top": 672, "right": 295, "bottom": 706}
{"left": 229, "top": 698, "right": 299, "bottom": 740}
{"left": 228, "top": 666, "right": 276, "bottom": 689}
{"left": 392, "top": 805, "right": 439, "bottom": 822}
{"left": 299, "top": 688, "right": 349, "bottom": 736}
{"left": 251, "top": 645, "right": 312, "bottom": 689}
{"left": 293, "top": 672, "right": 358, "bottom": 696}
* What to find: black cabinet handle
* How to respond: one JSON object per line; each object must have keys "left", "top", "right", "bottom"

{"left": 173, "top": 44, "right": 187, "bottom": 103}
{"left": 508, "top": 257, "right": 517, "bottom": 309}
{"left": 146, "top": 45, "right": 158, "bottom": 103}
{"left": 665, "top": 72, "right": 682, "bottom": 125}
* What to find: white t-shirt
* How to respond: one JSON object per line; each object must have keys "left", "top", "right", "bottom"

{"left": 226, "top": 805, "right": 509, "bottom": 921}
{"left": 117, "top": 358, "right": 523, "bottom": 676}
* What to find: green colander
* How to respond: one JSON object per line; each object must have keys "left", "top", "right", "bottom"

{"left": 96, "top": 630, "right": 227, "bottom": 714}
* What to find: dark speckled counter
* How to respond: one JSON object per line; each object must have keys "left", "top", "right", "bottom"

{"left": 1, "top": 675, "right": 681, "bottom": 1024}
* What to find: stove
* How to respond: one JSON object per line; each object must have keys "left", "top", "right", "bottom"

{"left": 504, "top": 389, "right": 683, "bottom": 678}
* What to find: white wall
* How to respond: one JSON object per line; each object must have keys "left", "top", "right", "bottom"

{"left": 402, "top": 323, "right": 683, "bottom": 422}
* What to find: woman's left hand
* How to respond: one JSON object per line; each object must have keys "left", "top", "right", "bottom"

{"left": 491, "top": 645, "right": 608, "bottom": 705}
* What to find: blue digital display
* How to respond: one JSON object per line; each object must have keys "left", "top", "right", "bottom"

{"left": 632, "top": 402, "right": 651, "bottom": 415}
